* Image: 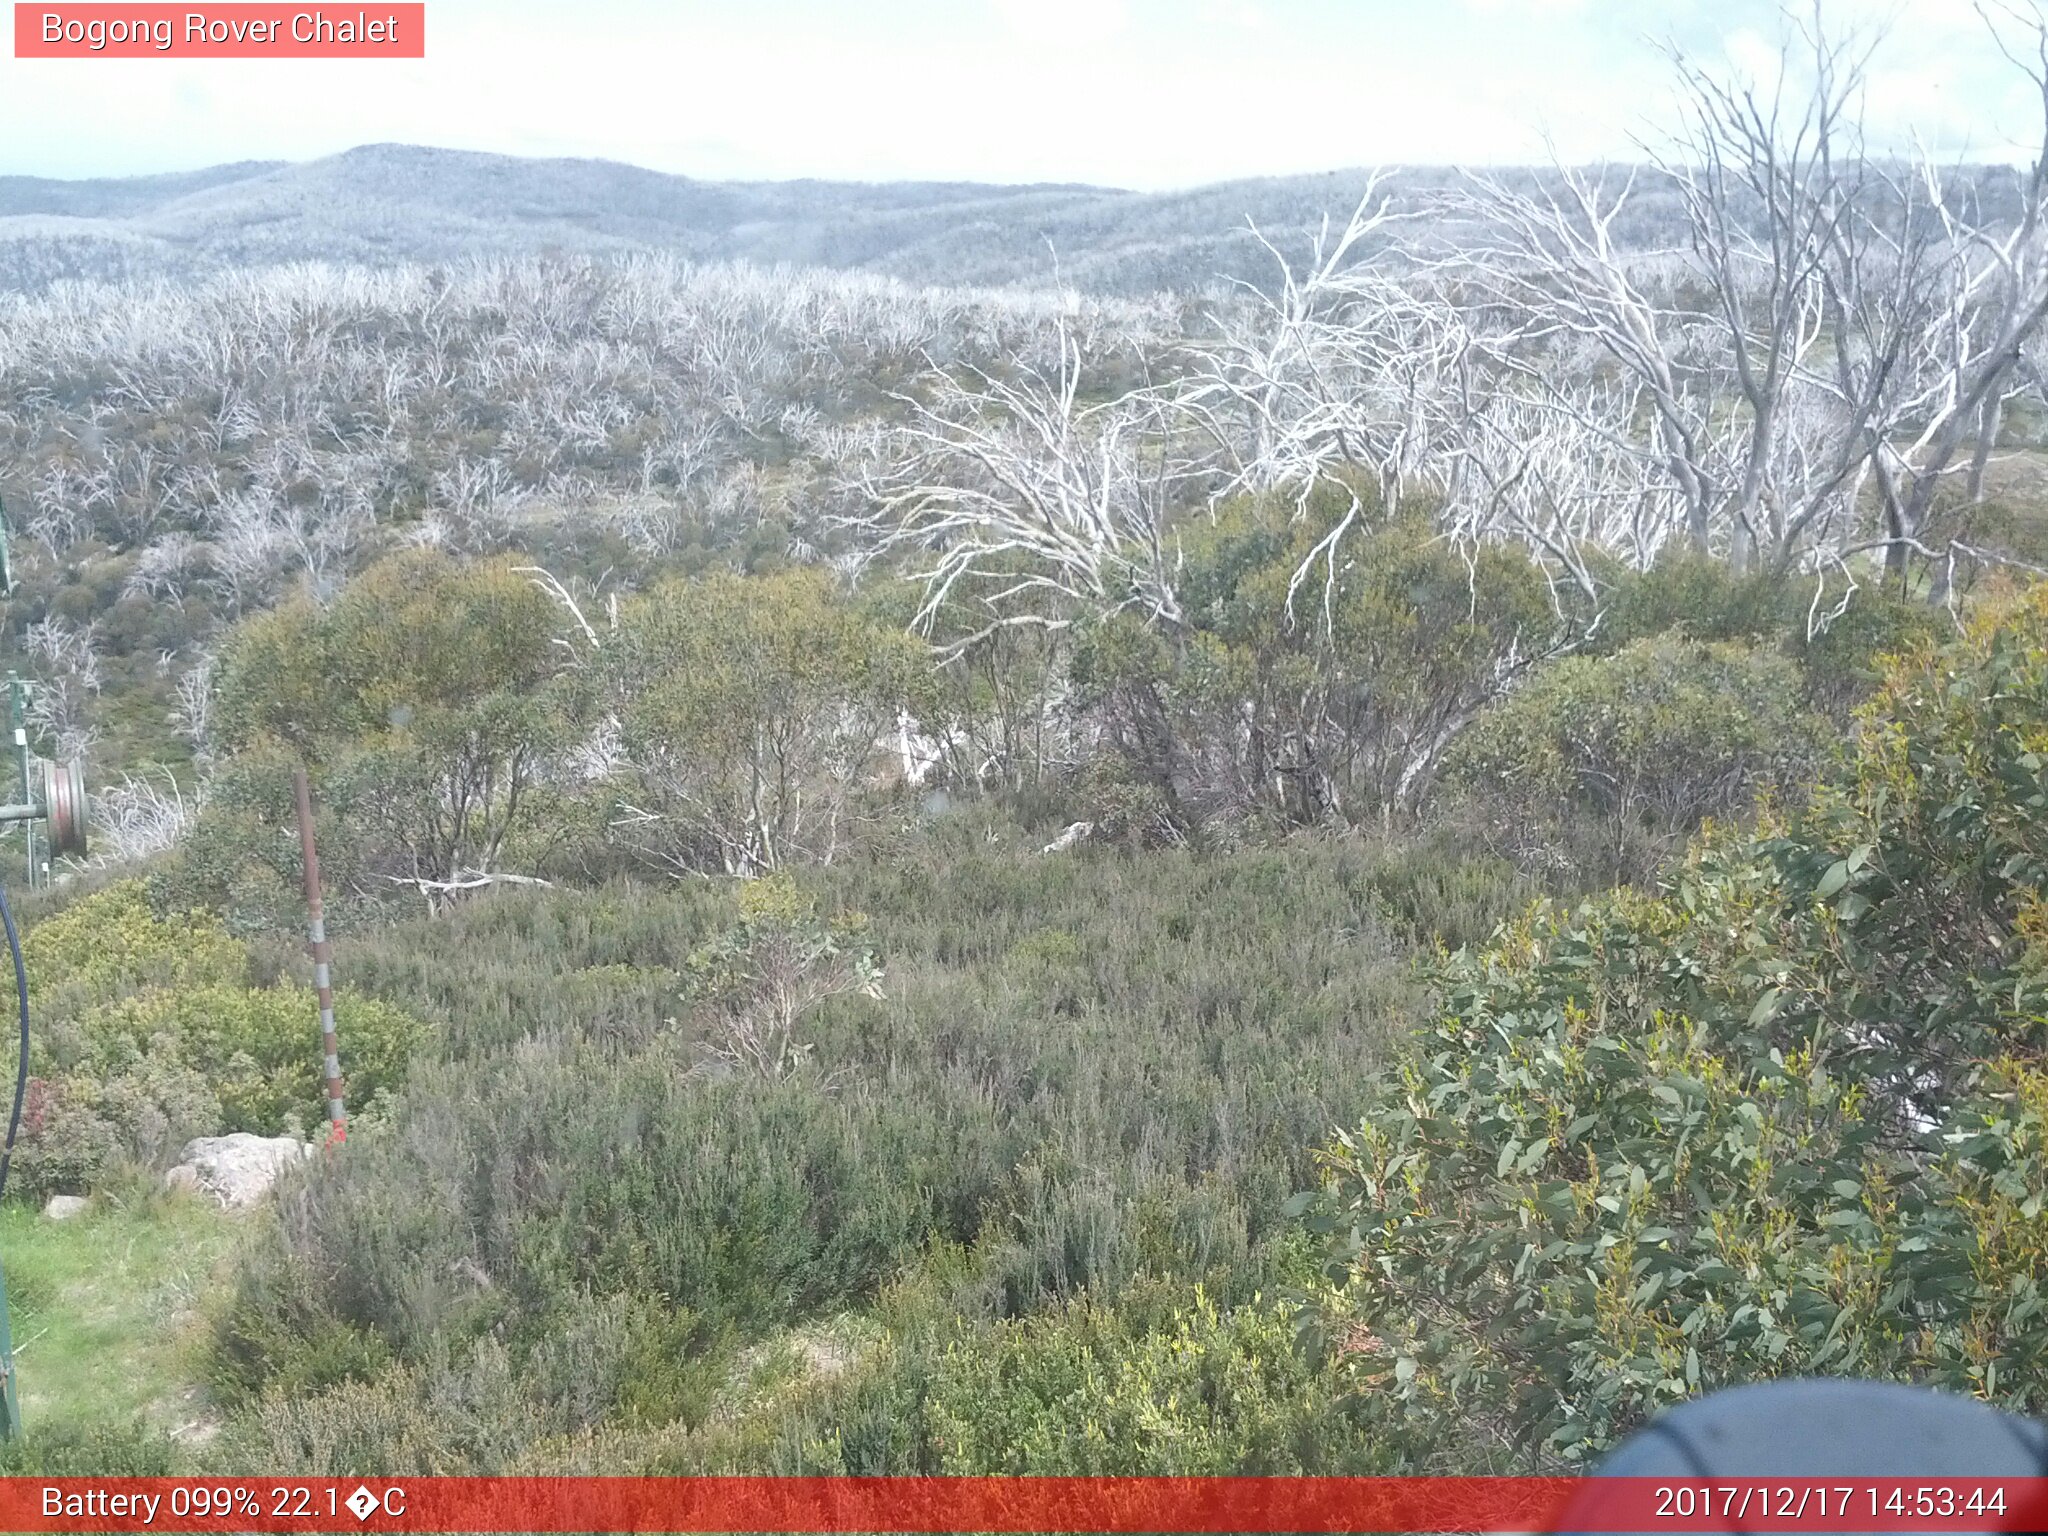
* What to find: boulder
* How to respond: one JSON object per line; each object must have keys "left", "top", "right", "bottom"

{"left": 166, "top": 1133, "right": 313, "bottom": 1209}
{"left": 41, "top": 1194, "right": 88, "bottom": 1221}
{"left": 163, "top": 1164, "right": 203, "bottom": 1196}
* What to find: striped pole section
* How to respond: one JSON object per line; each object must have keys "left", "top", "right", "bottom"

{"left": 293, "top": 766, "right": 346, "bottom": 1145}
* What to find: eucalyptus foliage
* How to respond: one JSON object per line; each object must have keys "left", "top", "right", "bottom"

{"left": 1306, "top": 588, "right": 2048, "bottom": 1467}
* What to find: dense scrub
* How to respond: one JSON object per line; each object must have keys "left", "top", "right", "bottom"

{"left": 151, "top": 495, "right": 1908, "bottom": 930}
{"left": 13, "top": 882, "right": 422, "bottom": 1202}
{"left": 1306, "top": 587, "right": 2048, "bottom": 1467}
{"left": 190, "top": 567, "right": 2019, "bottom": 1472}
{"left": 0, "top": 458, "right": 1939, "bottom": 1474}
{"left": 1445, "top": 636, "right": 1827, "bottom": 885}
{"left": 199, "top": 823, "right": 1539, "bottom": 1471}
{"left": 11, "top": 92, "right": 2047, "bottom": 1475}
{"left": 0, "top": 459, "right": 1966, "bottom": 1479}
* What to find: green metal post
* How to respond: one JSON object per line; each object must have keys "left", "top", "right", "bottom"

{"left": 7, "top": 678, "right": 29, "bottom": 893}
{"left": 0, "top": 504, "right": 19, "bottom": 1436}
{"left": 0, "top": 1257, "right": 20, "bottom": 1440}
{"left": 0, "top": 512, "right": 26, "bottom": 893}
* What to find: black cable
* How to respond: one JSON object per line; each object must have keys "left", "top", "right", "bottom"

{"left": 0, "top": 887, "right": 28, "bottom": 1205}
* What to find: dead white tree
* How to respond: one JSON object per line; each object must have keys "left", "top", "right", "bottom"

{"left": 204, "top": 490, "right": 294, "bottom": 614}
{"left": 170, "top": 654, "right": 215, "bottom": 762}
{"left": 20, "top": 616, "right": 103, "bottom": 760}
{"left": 1855, "top": 8, "right": 2048, "bottom": 591}
{"left": 125, "top": 531, "right": 205, "bottom": 608}
{"left": 82, "top": 769, "right": 194, "bottom": 868}
{"left": 1443, "top": 4, "right": 2048, "bottom": 586}
{"left": 1440, "top": 374, "right": 1682, "bottom": 605}
{"left": 854, "top": 322, "right": 1188, "bottom": 651}
{"left": 1177, "top": 177, "right": 1461, "bottom": 510}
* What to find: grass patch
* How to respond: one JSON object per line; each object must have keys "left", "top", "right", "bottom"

{"left": 0, "top": 1192, "right": 241, "bottom": 1444}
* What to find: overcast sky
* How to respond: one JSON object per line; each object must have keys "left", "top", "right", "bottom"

{"left": 1, "top": 0, "right": 2041, "bottom": 187}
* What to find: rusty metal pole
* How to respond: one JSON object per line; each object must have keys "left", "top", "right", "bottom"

{"left": 293, "top": 767, "right": 346, "bottom": 1145}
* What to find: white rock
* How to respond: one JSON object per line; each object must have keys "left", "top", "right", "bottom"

{"left": 1039, "top": 820, "right": 1095, "bottom": 855}
{"left": 162, "top": 1165, "right": 203, "bottom": 1197}
{"left": 41, "top": 1194, "right": 88, "bottom": 1221}
{"left": 167, "top": 1133, "right": 315, "bottom": 1210}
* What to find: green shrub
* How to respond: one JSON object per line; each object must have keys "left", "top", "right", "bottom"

{"left": 1070, "top": 488, "right": 1560, "bottom": 828}
{"left": 224, "top": 1346, "right": 542, "bottom": 1475}
{"left": 1342, "top": 825, "right": 1550, "bottom": 949}
{"left": 90, "top": 985, "right": 424, "bottom": 1134}
{"left": 147, "top": 748, "right": 327, "bottom": 939}
{"left": 211, "top": 1043, "right": 958, "bottom": 1398}
{"left": 1447, "top": 637, "right": 1826, "bottom": 884}
{"left": 1591, "top": 552, "right": 1793, "bottom": 652}
{"left": 205, "top": 550, "right": 567, "bottom": 912}
{"left": 597, "top": 569, "right": 931, "bottom": 876}
{"left": 10, "top": 881, "right": 426, "bottom": 1196}
{"left": 1305, "top": 586, "right": 2048, "bottom": 1469}
{"left": 1788, "top": 586, "right": 1944, "bottom": 718}
{"left": 1591, "top": 552, "right": 1944, "bottom": 720}
{"left": 681, "top": 876, "right": 882, "bottom": 1082}
{"left": 24, "top": 882, "right": 247, "bottom": 1024}
{"left": 772, "top": 1279, "right": 1384, "bottom": 1475}
{"left": 220, "top": 1293, "right": 731, "bottom": 1475}
{"left": 208, "top": 1252, "right": 397, "bottom": 1405}
{"left": 0, "top": 1421, "right": 184, "bottom": 1476}
{"left": 9, "top": 1079, "right": 127, "bottom": 1205}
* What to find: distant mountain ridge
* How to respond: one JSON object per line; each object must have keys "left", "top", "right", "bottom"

{"left": 3, "top": 143, "right": 2027, "bottom": 297}
{"left": 0, "top": 143, "right": 1525, "bottom": 294}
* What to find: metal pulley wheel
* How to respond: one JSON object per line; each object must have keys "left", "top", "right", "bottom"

{"left": 36, "top": 757, "right": 86, "bottom": 857}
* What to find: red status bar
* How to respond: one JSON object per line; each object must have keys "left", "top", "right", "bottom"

{"left": 8, "top": 1476, "right": 2048, "bottom": 1533}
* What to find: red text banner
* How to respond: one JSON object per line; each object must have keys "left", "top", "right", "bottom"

{"left": 14, "top": 5, "right": 424, "bottom": 57}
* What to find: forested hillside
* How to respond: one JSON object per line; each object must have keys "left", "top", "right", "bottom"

{"left": 0, "top": 148, "right": 1691, "bottom": 295}
{"left": 4, "top": 3, "right": 2048, "bottom": 1480}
